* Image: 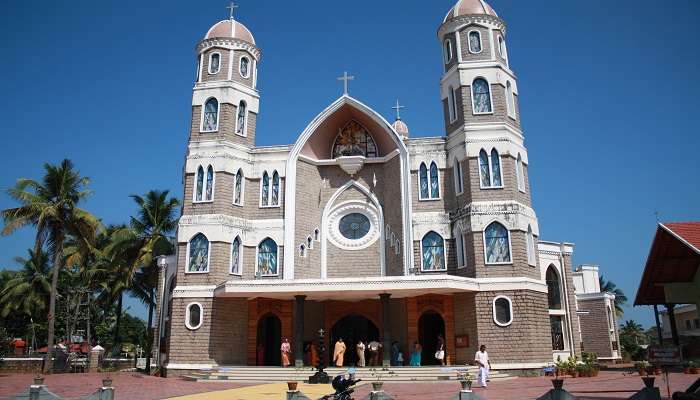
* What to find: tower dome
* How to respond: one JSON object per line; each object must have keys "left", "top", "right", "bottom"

{"left": 443, "top": 0, "right": 498, "bottom": 22}
{"left": 205, "top": 19, "right": 256, "bottom": 45}
{"left": 392, "top": 119, "right": 409, "bottom": 137}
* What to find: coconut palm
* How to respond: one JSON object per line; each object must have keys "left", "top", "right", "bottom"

{"left": 599, "top": 275, "right": 627, "bottom": 317}
{"left": 2, "top": 159, "right": 100, "bottom": 373}
{"left": 0, "top": 249, "right": 51, "bottom": 319}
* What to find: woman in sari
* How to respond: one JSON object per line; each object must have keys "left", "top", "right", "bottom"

{"left": 280, "top": 338, "right": 291, "bottom": 367}
{"left": 333, "top": 338, "right": 346, "bottom": 367}
{"left": 410, "top": 341, "right": 422, "bottom": 366}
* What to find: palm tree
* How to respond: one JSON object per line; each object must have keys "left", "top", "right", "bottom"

{"left": 2, "top": 159, "right": 100, "bottom": 373}
{"left": 599, "top": 275, "right": 627, "bottom": 318}
{"left": 0, "top": 249, "right": 51, "bottom": 319}
{"left": 620, "top": 320, "right": 645, "bottom": 345}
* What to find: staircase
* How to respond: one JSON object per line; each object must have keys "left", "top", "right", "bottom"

{"left": 181, "top": 366, "right": 514, "bottom": 382}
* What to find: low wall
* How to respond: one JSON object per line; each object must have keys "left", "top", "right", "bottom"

{"left": 0, "top": 357, "right": 135, "bottom": 373}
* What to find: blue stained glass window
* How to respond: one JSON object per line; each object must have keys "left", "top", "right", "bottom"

{"left": 490, "top": 149, "right": 502, "bottom": 187}
{"left": 236, "top": 101, "right": 246, "bottom": 135}
{"left": 231, "top": 237, "right": 241, "bottom": 275}
{"left": 261, "top": 172, "right": 269, "bottom": 206}
{"left": 469, "top": 31, "right": 482, "bottom": 53}
{"left": 421, "top": 231, "right": 446, "bottom": 271}
{"left": 258, "top": 238, "right": 278, "bottom": 276}
{"left": 188, "top": 233, "right": 209, "bottom": 272}
{"left": 234, "top": 169, "right": 243, "bottom": 205}
{"left": 339, "top": 213, "right": 371, "bottom": 240}
{"left": 484, "top": 222, "right": 511, "bottom": 263}
{"left": 271, "top": 171, "right": 280, "bottom": 205}
{"left": 430, "top": 162, "right": 440, "bottom": 198}
{"left": 240, "top": 57, "right": 249, "bottom": 77}
{"left": 203, "top": 98, "right": 218, "bottom": 131}
{"left": 472, "top": 78, "right": 492, "bottom": 113}
{"left": 196, "top": 166, "right": 204, "bottom": 202}
{"left": 479, "top": 150, "right": 491, "bottom": 187}
{"left": 419, "top": 163, "right": 429, "bottom": 199}
{"left": 206, "top": 166, "right": 214, "bottom": 201}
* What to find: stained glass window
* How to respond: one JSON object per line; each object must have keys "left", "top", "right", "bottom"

{"left": 234, "top": 169, "right": 243, "bottom": 205}
{"left": 339, "top": 213, "right": 371, "bottom": 240}
{"left": 484, "top": 222, "right": 511, "bottom": 263}
{"left": 236, "top": 101, "right": 247, "bottom": 136}
{"left": 205, "top": 166, "right": 214, "bottom": 201}
{"left": 430, "top": 162, "right": 440, "bottom": 198}
{"left": 195, "top": 166, "right": 204, "bottom": 202}
{"left": 187, "top": 303, "right": 202, "bottom": 329}
{"left": 454, "top": 159, "right": 463, "bottom": 193}
{"left": 258, "top": 238, "right": 278, "bottom": 276}
{"left": 546, "top": 266, "right": 562, "bottom": 310}
{"left": 516, "top": 154, "right": 525, "bottom": 192}
{"left": 209, "top": 53, "right": 220, "bottom": 74}
{"left": 421, "top": 231, "right": 446, "bottom": 271}
{"left": 472, "top": 78, "right": 492, "bottom": 113}
{"left": 188, "top": 233, "right": 209, "bottom": 272}
{"left": 332, "top": 121, "right": 378, "bottom": 158}
{"left": 261, "top": 172, "right": 269, "bottom": 206}
{"left": 271, "top": 171, "right": 280, "bottom": 206}
{"left": 498, "top": 36, "right": 508, "bottom": 60}
{"left": 231, "top": 237, "right": 241, "bottom": 275}
{"left": 419, "top": 163, "right": 429, "bottom": 199}
{"left": 469, "top": 31, "right": 482, "bottom": 53}
{"left": 444, "top": 39, "right": 453, "bottom": 63}
{"left": 494, "top": 297, "right": 512, "bottom": 325}
{"left": 527, "top": 225, "right": 536, "bottom": 266}
{"left": 506, "top": 81, "right": 515, "bottom": 118}
{"left": 479, "top": 150, "right": 491, "bottom": 187}
{"left": 203, "top": 98, "right": 218, "bottom": 131}
{"left": 490, "top": 149, "right": 502, "bottom": 186}
{"left": 448, "top": 88, "right": 456, "bottom": 122}
{"left": 550, "top": 316, "right": 564, "bottom": 350}
{"left": 240, "top": 56, "right": 250, "bottom": 78}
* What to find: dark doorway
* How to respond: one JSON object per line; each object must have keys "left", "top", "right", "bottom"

{"left": 418, "top": 311, "right": 445, "bottom": 365}
{"left": 330, "top": 314, "right": 380, "bottom": 366}
{"left": 257, "top": 313, "right": 282, "bottom": 366}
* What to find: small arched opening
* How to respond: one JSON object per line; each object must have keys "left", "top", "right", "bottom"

{"left": 418, "top": 311, "right": 446, "bottom": 365}
{"left": 330, "top": 314, "right": 380, "bottom": 366}
{"left": 256, "top": 313, "right": 282, "bottom": 366}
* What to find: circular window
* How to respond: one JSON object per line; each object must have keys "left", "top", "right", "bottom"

{"left": 339, "top": 213, "right": 371, "bottom": 240}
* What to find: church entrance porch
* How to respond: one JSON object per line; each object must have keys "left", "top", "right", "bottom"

{"left": 330, "top": 315, "right": 380, "bottom": 366}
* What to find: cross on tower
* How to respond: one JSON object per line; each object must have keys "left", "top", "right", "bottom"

{"left": 337, "top": 71, "right": 355, "bottom": 95}
{"left": 392, "top": 99, "right": 405, "bottom": 120}
{"left": 226, "top": 2, "right": 238, "bottom": 20}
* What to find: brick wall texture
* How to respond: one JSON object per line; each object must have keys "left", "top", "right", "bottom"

{"left": 577, "top": 297, "right": 616, "bottom": 358}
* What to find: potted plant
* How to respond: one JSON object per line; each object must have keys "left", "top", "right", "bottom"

{"left": 33, "top": 375, "right": 44, "bottom": 385}
{"left": 689, "top": 361, "right": 699, "bottom": 374}
{"left": 636, "top": 361, "right": 650, "bottom": 376}
{"left": 369, "top": 367, "right": 394, "bottom": 392}
{"left": 566, "top": 356, "right": 579, "bottom": 378}
{"left": 552, "top": 357, "right": 566, "bottom": 390}
{"left": 287, "top": 381, "right": 298, "bottom": 391}
{"left": 102, "top": 376, "right": 113, "bottom": 387}
{"left": 456, "top": 370, "right": 473, "bottom": 392}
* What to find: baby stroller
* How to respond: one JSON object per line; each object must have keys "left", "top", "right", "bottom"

{"left": 319, "top": 375, "right": 361, "bottom": 400}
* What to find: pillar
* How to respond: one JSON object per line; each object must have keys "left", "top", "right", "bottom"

{"left": 653, "top": 305, "right": 663, "bottom": 346}
{"left": 294, "top": 295, "right": 306, "bottom": 367}
{"left": 380, "top": 293, "right": 391, "bottom": 366}
{"left": 666, "top": 304, "right": 680, "bottom": 347}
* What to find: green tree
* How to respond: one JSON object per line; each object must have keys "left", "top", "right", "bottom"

{"left": 0, "top": 249, "right": 51, "bottom": 319}
{"left": 2, "top": 159, "right": 100, "bottom": 373}
{"left": 619, "top": 320, "right": 647, "bottom": 361}
{"left": 599, "top": 275, "right": 628, "bottom": 317}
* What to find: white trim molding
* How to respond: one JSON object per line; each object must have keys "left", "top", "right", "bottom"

{"left": 185, "top": 302, "right": 204, "bottom": 330}
{"left": 492, "top": 295, "right": 514, "bottom": 327}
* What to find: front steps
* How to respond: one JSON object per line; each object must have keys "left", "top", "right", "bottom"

{"left": 181, "top": 366, "right": 514, "bottom": 382}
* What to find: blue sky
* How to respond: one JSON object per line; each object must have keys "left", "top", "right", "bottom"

{"left": 1, "top": 0, "right": 698, "bottom": 327}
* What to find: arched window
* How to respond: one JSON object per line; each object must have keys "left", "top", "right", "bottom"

{"left": 527, "top": 225, "right": 537, "bottom": 266}
{"left": 202, "top": 98, "right": 219, "bottom": 132}
{"left": 271, "top": 171, "right": 280, "bottom": 206}
{"left": 314, "top": 228, "right": 320, "bottom": 241}
{"left": 490, "top": 149, "right": 502, "bottom": 187}
{"left": 454, "top": 226, "right": 467, "bottom": 268}
{"left": 447, "top": 87, "right": 457, "bottom": 123}
{"left": 195, "top": 166, "right": 204, "bottom": 202}
{"left": 421, "top": 231, "right": 446, "bottom": 271}
{"left": 550, "top": 316, "right": 565, "bottom": 350}
{"left": 498, "top": 36, "right": 508, "bottom": 62}
{"left": 472, "top": 78, "right": 492, "bottom": 114}
{"left": 468, "top": 31, "right": 482, "bottom": 54}
{"left": 307, "top": 236, "right": 313, "bottom": 250}
{"left": 240, "top": 56, "right": 250, "bottom": 78}
{"left": 607, "top": 306, "right": 614, "bottom": 330}
{"left": 453, "top": 158, "right": 464, "bottom": 194}
{"left": 479, "top": 150, "right": 491, "bottom": 188}
{"left": 332, "top": 121, "right": 378, "bottom": 158}
{"left": 187, "top": 233, "right": 209, "bottom": 273}
{"left": 430, "top": 162, "right": 440, "bottom": 199}
{"left": 395, "top": 239, "right": 401, "bottom": 255}
{"left": 261, "top": 171, "right": 269, "bottom": 206}
{"left": 493, "top": 296, "right": 513, "bottom": 326}
{"left": 205, "top": 165, "right": 214, "bottom": 201}
{"left": 231, "top": 236, "right": 242, "bottom": 275}
{"left": 299, "top": 244, "right": 306, "bottom": 257}
{"left": 234, "top": 169, "right": 244, "bottom": 205}
{"left": 506, "top": 81, "right": 516, "bottom": 118}
{"left": 546, "top": 266, "right": 562, "bottom": 310}
{"left": 208, "top": 52, "right": 221, "bottom": 74}
{"left": 257, "top": 238, "right": 278, "bottom": 276}
{"left": 484, "top": 221, "right": 511, "bottom": 264}
{"left": 185, "top": 303, "right": 203, "bottom": 330}
{"left": 516, "top": 154, "right": 525, "bottom": 192}
{"left": 419, "top": 162, "right": 429, "bottom": 199}
{"left": 236, "top": 101, "right": 247, "bottom": 136}
{"left": 444, "top": 39, "right": 453, "bottom": 63}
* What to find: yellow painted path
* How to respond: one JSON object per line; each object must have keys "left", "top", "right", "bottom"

{"left": 167, "top": 383, "right": 334, "bottom": 400}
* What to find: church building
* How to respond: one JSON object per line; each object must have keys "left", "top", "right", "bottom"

{"left": 154, "top": 0, "right": 621, "bottom": 376}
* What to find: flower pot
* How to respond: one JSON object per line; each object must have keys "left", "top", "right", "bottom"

{"left": 570, "top": 370, "right": 579, "bottom": 378}
{"left": 684, "top": 368, "right": 691, "bottom": 374}
{"left": 691, "top": 368, "right": 699, "bottom": 375}
{"left": 102, "top": 378, "right": 113, "bottom": 387}
{"left": 287, "top": 381, "right": 298, "bottom": 391}
{"left": 638, "top": 369, "right": 646, "bottom": 376}
{"left": 552, "top": 379, "right": 564, "bottom": 391}
{"left": 33, "top": 376, "right": 44, "bottom": 385}
{"left": 591, "top": 369, "right": 599, "bottom": 377}
{"left": 642, "top": 376, "right": 655, "bottom": 389}
{"left": 460, "top": 380, "right": 472, "bottom": 391}
{"left": 371, "top": 382, "right": 384, "bottom": 392}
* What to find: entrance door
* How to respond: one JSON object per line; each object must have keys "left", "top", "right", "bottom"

{"left": 257, "top": 313, "right": 282, "bottom": 366}
{"left": 330, "top": 314, "right": 380, "bottom": 366}
{"left": 418, "top": 311, "right": 445, "bottom": 365}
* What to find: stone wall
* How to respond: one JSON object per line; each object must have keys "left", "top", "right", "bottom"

{"left": 578, "top": 297, "right": 614, "bottom": 358}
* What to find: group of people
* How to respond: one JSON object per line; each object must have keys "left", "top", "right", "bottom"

{"left": 332, "top": 338, "right": 385, "bottom": 367}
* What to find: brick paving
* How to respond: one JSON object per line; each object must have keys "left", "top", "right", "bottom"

{"left": 0, "top": 371, "right": 697, "bottom": 400}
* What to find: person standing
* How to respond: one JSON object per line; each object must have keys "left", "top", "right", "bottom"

{"left": 356, "top": 340, "right": 366, "bottom": 367}
{"left": 309, "top": 342, "right": 319, "bottom": 368}
{"left": 367, "top": 339, "right": 382, "bottom": 366}
{"left": 435, "top": 334, "right": 446, "bottom": 366}
{"left": 333, "top": 338, "right": 346, "bottom": 367}
{"left": 390, "top": 341, "right": 400, "bottom": 366}
{"left": 280, "top": 338, "right": 291, "bottom": 367}
{"left": 410, "top": 341, "right": 422, "bottom": 366}
{"left": 474, "top": 345, "right": 491, "bottom": 388}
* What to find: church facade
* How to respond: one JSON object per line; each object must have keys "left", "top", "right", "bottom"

{"left": 155, "top": 0, "right": 619, "bottom": 376}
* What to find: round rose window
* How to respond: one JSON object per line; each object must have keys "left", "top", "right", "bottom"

{"left": 339, "top": 213, "right": 371, "bottom": 240}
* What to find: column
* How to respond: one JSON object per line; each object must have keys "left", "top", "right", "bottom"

{"left": 653, "top": 304, "right": 663, "bottom": 346}
{"left": 667, "top": 304, "right": 680, "bottom": 347}
{"left": 380, "top": 293, "right": 391, "bottom": 367}
{"left": 294, "top": 295, "right": 306, "bottom": 367}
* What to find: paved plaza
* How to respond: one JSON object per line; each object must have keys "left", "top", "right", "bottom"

{"left": 0, "top": 371, "right": 697, "bottom": 400}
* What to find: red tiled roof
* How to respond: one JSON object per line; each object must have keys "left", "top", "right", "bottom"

{"left": 663, "top": 222, "right": 700, "bottom": 253}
